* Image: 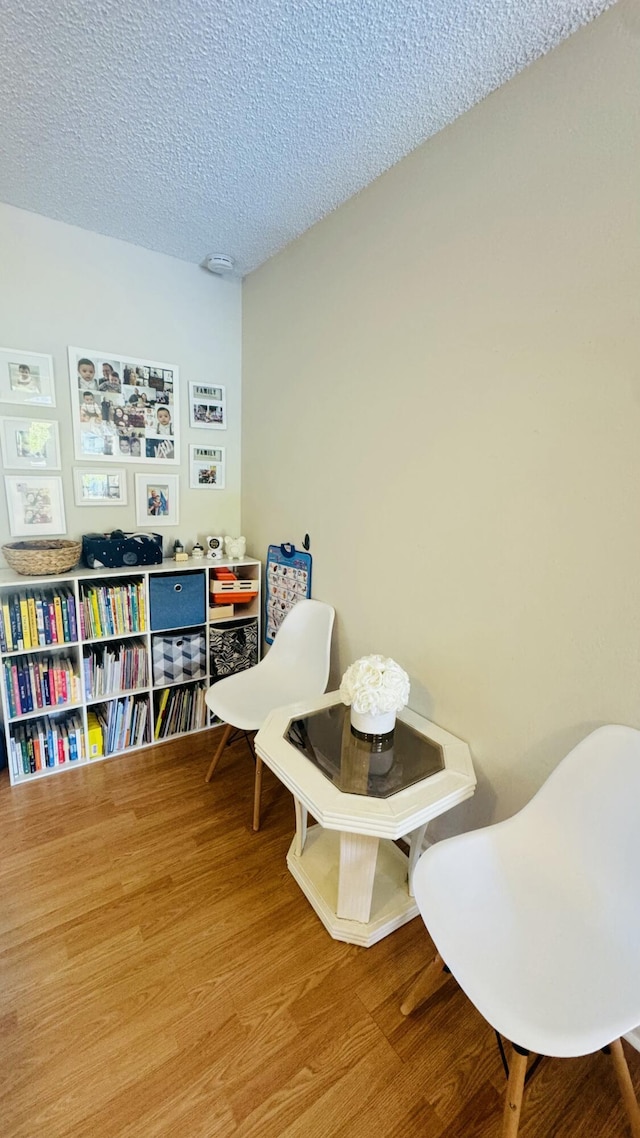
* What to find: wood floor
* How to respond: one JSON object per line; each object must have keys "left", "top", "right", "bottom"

{"left": 1, "top": 730, "right": 638, "bottom": 1138}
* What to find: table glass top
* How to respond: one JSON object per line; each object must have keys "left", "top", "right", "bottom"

{"left": 286, "top": 704, "right": 445, "bottom": 798}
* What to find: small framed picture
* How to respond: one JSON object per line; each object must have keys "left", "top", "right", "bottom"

{"left": 74, "top": 467, "right": 128, "bottom": 507}
{"left": 135, "top": 473, "right": 179, "bottom": 526}
{"left": 189, "top": 445, "right": 226, "bottom": 489}
{"left": 189, "top": 383, "right": 226, "bottom": 430}
{"left": 4, "top": 474, "right": 66, "bottom": 536}
{"left": 0, "top": 417, "right": 61, "bottom": 469}
{"left": 0, "top": 348, "right": 56, "bottom": 406}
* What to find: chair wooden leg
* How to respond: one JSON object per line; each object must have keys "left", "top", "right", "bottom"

{"left": 502, "top": 1046, "right": 528, "bottom": 1138}
{"left": 400, "top": 952, "right": 451, "bottom": 1015}
{"left": 252, "top": 754, "right": 263, "bottom": 832}
{"left": 205, "top": 722, "right": 233, "bottom": 782}
{"left": 610, "top": 1039, "right": 640, "bottom": 1138}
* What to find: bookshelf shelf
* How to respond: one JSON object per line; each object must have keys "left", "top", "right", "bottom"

{"left": 85, "top": 687, "right": 152, "bottom": 706}
{"left": 2, "top": 641, "right": 80, "bottom": 657}
{"left": 0, "top": 557, "right": 261, "bottom": 784}
{"left": 8, "top": 700, "right": 84, "bottom": 724}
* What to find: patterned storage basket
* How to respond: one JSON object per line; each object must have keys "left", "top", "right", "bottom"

{"left": 209, "top": 618, "right": 259, "bottom": 681}
{"left": 152, "top": 631, "right": 207, "bottom": 686}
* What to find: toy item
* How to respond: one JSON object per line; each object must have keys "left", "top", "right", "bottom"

{"left": 206, "top": 535, "right": 224, "bottom": 560}
{"left": 265, "top": 542, "right": 312, "bottom": 643}
{"left": 224, "top": 535, "right": 246, "bottom": 560}
{"left": 191, "top": 541, "right": 204, "bottom": 560}
{"left": 210, "top": 567, "right": 258, "bottom": 605}
{"left": 173, "top": 538, "right": 188, "bottom": 562}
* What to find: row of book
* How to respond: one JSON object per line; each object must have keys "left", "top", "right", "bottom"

{"left": 91, "top": 694, "right": 150, "bottom": 755}
{"left": 154, "top": 681, "right": 208, "bottom": 739}
{"left": 9, "top": 712, "right": 85, "bottom": 777}
{"left": 83, "top": 639, "right": 149, "bottom": 700}
{"left": 0, "top": 587, "right": 77, "bottom": 653}
{"left": 3, "top": 654, "right": 81, "bottom": 718}
{"left": 79, "top": 580, "right": 147, "bottom": 639}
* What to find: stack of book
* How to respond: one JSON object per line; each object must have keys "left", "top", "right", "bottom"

{"left": 93, "top": 694, "right": 149, "bottom": 754}
{"left": 3, "top": 654, "right": 81, "bottom": 717}
{"left": 9, "top": 711, "right": 85, "bottom": 777}
{"left": 83, "top": 639, "right": 149, "bottom": 699}
{"left": 79, "top": 580, "right": 147, "bottom": 639}
{"left": 154, "top": 681, "right": 208, "bottom": 739}
{"left": 0, "top": 587, "right": 77, "bottom": 651}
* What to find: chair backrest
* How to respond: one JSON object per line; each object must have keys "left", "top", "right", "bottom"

{"left": 413, "top": 723, "right": 640, "bottom": 1056}
{"left": 262, "top": 598, "right": 334, "bottom": 698}
{"left": 419, "top": 724, "right": 640, "bottom": 909}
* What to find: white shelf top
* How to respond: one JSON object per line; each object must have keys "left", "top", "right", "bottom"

{"left": 0, "top": 556, "right": 261, "bottom": 590}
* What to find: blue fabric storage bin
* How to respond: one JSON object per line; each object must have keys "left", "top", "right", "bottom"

{"left": 149, "top": 571, "right": 206, "bottom": 631}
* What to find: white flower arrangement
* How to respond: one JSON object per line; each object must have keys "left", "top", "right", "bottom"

{"left": 339, "top": 654, "right": 410, "bottom": 716}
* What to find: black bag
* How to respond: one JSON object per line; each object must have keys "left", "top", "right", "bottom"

{"left": 82, "top": 531, "right": 163, "bottom": 569}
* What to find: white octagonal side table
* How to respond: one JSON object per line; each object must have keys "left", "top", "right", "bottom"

{"left": 255, "top": 691, "right": 476, "bottom": 947}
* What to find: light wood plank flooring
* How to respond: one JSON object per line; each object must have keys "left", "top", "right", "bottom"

{"left": 1, "top": 730, "right": 638, "bottom": 1137}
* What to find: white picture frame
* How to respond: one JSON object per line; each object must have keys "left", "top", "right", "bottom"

{"left": 73, "top": 467, "right": 128, "bottom": 507}
{"left": 0, "top": 417, "right": 61, "bottom": 470}
{"left": 0, "top": 347, "right": 56, "bottom": 406}
{"left": 4, "top": 474, "right": 66, "bottom": 537}
{"left": 135, "top": 473, "right": 179, "bottom": 527}
{"left": 189, "top": 444, "right": 226, "bottom": 489}
{"left": 68, "top": 346, "right": 179, "bottom": 464}
{"left": 189, "top": 383, "right": 226, "bottom": 430}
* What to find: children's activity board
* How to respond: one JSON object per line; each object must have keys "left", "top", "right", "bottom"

{"left": 265, "top": 543, "right": 312, "bottom": 643}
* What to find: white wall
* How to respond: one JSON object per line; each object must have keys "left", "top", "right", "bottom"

{"left": 241, "top": 2, "right": 640, "bottom": 834}
{"left": 0, "top": 203, "right": 241, "bottom": 560}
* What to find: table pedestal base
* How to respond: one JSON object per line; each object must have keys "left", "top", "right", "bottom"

{"left": 286, "top": 824, "right": 419, "bottom": 947}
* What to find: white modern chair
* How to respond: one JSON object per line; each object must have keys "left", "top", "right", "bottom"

{"left": 402, "top": 724, "right": 640, "bottom": 1138}
{"left": 204, "top": 598, "right": 335, "bottom": 830}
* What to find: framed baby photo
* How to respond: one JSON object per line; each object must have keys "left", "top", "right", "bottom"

{"left": 73, "top": 467, "right": 128, "bottom": 507}
{"left": 4, "top": 474, "right": 66, "bottom": 537}
{"left": 135, "top": 473, "right": 179, "bottom": 527}
{"left": 0, "top": 417, "right": 61, "bottom": 470}
{"left": 189, "top": 445, "right": 226, "bottom": 489}
{"left": 68, "top": 346, "right": 179, "bottom": 465}
{"left": 189, "top": 383, "right": 226, "bottom": 430}
{"left": 0, "top": 347, "right": 56, "bottom": 406}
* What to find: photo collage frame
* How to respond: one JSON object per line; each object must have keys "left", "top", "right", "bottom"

{"left": 69, "top": 347, "right": 179, "bottom": 464}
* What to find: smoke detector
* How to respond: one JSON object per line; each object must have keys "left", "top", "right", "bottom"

{"left": 204, "top": 253, "right": 235, "bottom": 275}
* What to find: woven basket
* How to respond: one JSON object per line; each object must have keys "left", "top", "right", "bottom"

{"left": 1, "top": 539, "right": 82, "bottom": 576}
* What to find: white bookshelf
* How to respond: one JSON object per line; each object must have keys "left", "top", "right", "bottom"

{"left": 0, "top": 557, "right": 261, "bottom": 784}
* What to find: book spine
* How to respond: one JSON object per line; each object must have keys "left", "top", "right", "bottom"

{"left": 48, "top": 600, "right": 58, "bottom": 644}
{"left": 47, "top": 720, "right": 56, "bottom": 767}
{"left": 26, "top": 727, "right": 36, "bottom": 773}
{"left": 32, "top": 659, "right": 43, "bottom": 708}
{"left": 6, "top": 661, "right": 18, "bottom": 717}
{"left": 42, "top": 663, "right": 51, "bottom": 707}
{"left": 53, "top": 596, "right": 64, "bottom": 644}
{"left": 60, "top": 596, "right": 70, "bottom": 643}
{"left": 67, "top": 591, "right": 78, "bottom": 641}
{"left": 19, "top": 594, "right": 31, "bottom": 649}
{"left": 32, "top": 726, "right": 42, "bottom": 771}
{"left": 0, "top": 601, "right": 7, "bottom": 653}
{"left": 27, "top": 597, "right": 38, "bottom": 648}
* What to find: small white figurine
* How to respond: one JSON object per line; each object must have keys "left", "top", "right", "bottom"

{"left": 191, "top": 541, "right": 204, "bottom": 560}
{"left": 224, "top": 535, "right": 246, "bottom": 560}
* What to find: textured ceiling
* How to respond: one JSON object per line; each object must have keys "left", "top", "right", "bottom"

{"left": 0, "top": 0, "right": 615, "bottom": 276}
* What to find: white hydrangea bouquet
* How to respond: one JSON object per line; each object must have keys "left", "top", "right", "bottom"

{"left": 340, "top": 654, "right": 410, "bottom": 734}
